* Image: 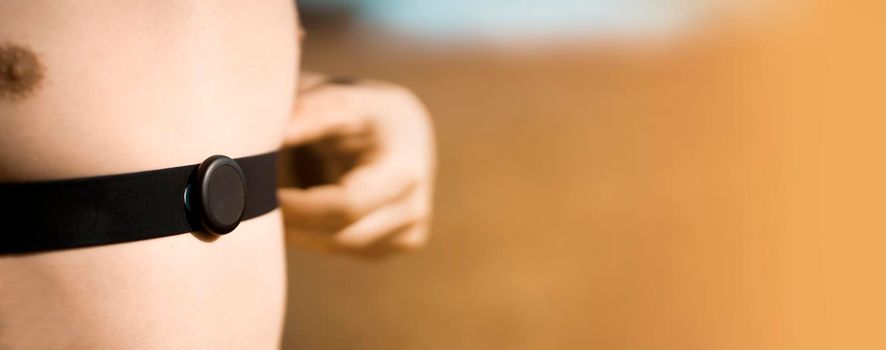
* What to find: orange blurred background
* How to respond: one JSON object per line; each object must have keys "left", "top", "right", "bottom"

{"left": 283, "top": 1, "right": 885, "bottom": 348}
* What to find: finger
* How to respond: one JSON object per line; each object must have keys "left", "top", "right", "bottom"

{"left": 389, "top": 222, "right": 430, "bottom": 251}
{"left": 335, "top": 222, "right": 423, "bottom": 260}
{"left": 336, "top": 157, "right": 420, "bottom": 218}
{"left": 333, "top": 192, "right": 426, "bottom": 248}
{"left": 285, "top": 88, "right": 370, "bottom": 145}
{"left": 389, "top": 185, "right": 433, "bottom": 250}
{"left": 278, "top": 162, "right": 419, "bottom": 229}
{"left": 278, "top": 185, "right": 350, "bottom": 230}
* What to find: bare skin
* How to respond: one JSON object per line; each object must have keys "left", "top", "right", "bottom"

{"left": 283, "top": 72, "right": 436, "bottom": 257}
{"left": 0, "top": 1, "right": 435, "bottom": 348}
{"left": 0, "top": 1, "right": 297, "bottom": 348}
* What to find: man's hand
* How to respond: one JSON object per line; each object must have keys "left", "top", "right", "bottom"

{"left": 280, "top": 71, "right": 435, "bottom": 258}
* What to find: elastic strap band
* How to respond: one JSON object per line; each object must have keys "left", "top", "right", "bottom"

{"left": 0, "top": 151, "right": 278, "bottom": 254}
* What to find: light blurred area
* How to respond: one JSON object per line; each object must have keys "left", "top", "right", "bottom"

{"left": 284, "top": 0, "right": 885, "bottom": 349}
{"left": 299, "top": 0, "right": 767, "bottom": 45}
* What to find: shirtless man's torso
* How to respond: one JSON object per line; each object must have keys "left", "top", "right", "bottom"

{"left": 0, "top": 1, "right": 299, "bottom": 348}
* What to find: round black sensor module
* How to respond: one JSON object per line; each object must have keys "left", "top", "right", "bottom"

{"left": 190, "top": 155, "right": 247, "bottom": 235}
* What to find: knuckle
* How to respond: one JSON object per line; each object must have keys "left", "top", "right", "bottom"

{"left": 406, "top": 206, "right": 426, "bottom": 223}
{"left": 402, "top": 167, "right": 424, "bottom": 183}
{"left": 410, "top": 200, "right": 432, "bottom": 222}
{"left": 378, "top": 83, "right": 418, "bottom": 102}
{"left": 395, "top": 222, "right": 430, "bottom": 250}
{"left": 384, "top": 84, "right": 411, "bottom": 97}
{"left": 330, "top": 195, "right": 364, "bottom": 224}
{"left": 394, "top": 231, "right": 428, "bottom": 251}
{"left": 337, "top": 116, "right": 371, "bottom": 135}
{"left": 336, "top": 205, "right": 363, "bottom": 224}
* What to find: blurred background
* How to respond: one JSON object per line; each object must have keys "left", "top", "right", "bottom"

{"left": 284, "top": 0, "right": 884, "bottom": 349}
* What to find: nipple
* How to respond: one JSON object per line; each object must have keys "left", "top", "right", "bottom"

{"left": 0, "top": 43, "right": 44, "bottom": 101}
